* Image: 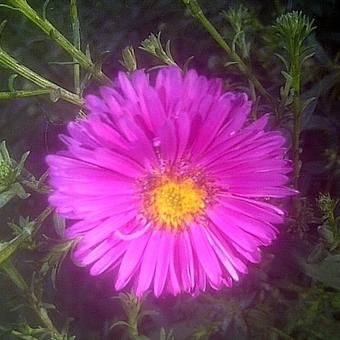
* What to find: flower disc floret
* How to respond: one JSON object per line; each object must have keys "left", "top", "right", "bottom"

{"left": 144, "top": 175, "right": 206, "bottom": 230}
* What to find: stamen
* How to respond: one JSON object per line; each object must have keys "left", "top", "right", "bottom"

{"left": 142, "top": 175, "right": 207, "bottom": 230}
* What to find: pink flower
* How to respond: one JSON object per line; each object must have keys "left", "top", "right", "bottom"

{"left": 47, "top": 66, "right": 296, "bottom": 297}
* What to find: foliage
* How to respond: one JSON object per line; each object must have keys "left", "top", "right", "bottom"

{"left": 0, "top": 0, "right": 339, "bottom": 339}
{"left": 0, "top": 140, "right": 30, "bottom": 207}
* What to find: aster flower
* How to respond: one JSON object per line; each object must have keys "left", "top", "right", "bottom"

{"left": 47, "top": 66, "right": 296, "bottom": 297}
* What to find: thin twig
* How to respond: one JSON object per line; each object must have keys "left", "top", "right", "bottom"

{"left": 0, "top": 48, "right": 83, "bottom": 106}
{"left": 6, "top": 0, "right": 112, "bottom": 85}
{"left": 1, "top": 259, "right": 62, "bottom": 337}
{"left": 70, "top": 0, "right": 81, "bottom": 96}
{"left": 0, "top": 88, "right": 51, "bottom": 99}
{"left": 181, "top": 0, "right": 276, "bottom": 105}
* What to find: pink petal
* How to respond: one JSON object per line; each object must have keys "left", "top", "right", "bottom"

{"left": 135, "top": 230, "right": 160, "bottom": 296}
{"left": 207, "top": 206, "right": 262, "bottom": 252}
{"left": 115, "top": 230, "right": 151, "bottom": 290}
{"left": 153, "top": 231, "right": 171, "bottom": 297}
{"left": 189, "top": 223, "right": 222, "bottom": 288}
{"left": 168, "top": 233, "right": 181, "bottom": 295}
{"left": 89, "top": 241, "right": 128, "bottom": 275}
{"left": 178, "top": 230, "right": 195, "bottom": 292}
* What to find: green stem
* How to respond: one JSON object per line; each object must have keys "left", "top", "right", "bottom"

{"left": 32, "top": 205, "right": 54, "bottom": 233}
{"left": 70, "top": 0, "right": 81, "bottom": 95}
{"left": 20, "top": 178, "right": 50, "bottom": 194}
{"left": 0, "top": 207, "right": 59, "bottom": 335}
{"left": 128, "top": 318, "right": 139, "bottom": 339}
{"left": 0, "top": 48, "right": 83, "bottom": 106}
{"left": 181, "top": 0, "right": 275, "bottom": 105}
{"left": 6, "top": 0, "right": 111, "bottom": 85}
{"left": 0, "top": 88, "right": 51, "bottom": 99}
{"left": 291, "top": 57, "right": 302, "bottom": 217}
{"left": 292, "top": 91, "right": 301, "bottom": 189}
{"left": 248, "top": 79, "right": 257, "bottom": 120}
{"left": 0, "top": 206, "right": 53, "bottom": 266}
{"left": 1, "top": 259, "right": 61, "bottom": 336}
{"left": 2, "top": 259, "right": 29, "bottom": 291}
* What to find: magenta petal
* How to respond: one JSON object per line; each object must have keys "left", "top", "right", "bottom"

{"left": 208, "top": 206, "right": 262, "bottom": 252}
{"left": 155, "top": 66, "right": 183, "bottom": 113}
{"left": 74, "top": 209, "right": 137, "bottom": 250}
{"left": 135, "top": 230, "right": 160, "bottom": 296}
{"left": 153, "top": 231, "right": 171, "bottom": 297}
{"left": 117, "top": 71, "right": 139, "bottom": 102}
{"left": 115, "top": 230, "right": 151, "bottom": 290}
{"left": 204, "top": 227, "right": 241, "bottom": 281}
{"left": 232, "top": 242, "right": 262, "bottom": 263}
{"left": 175, "top": 110, "right": 191, "bottom": 160}
{"left": 223, "top": 92, "right": 251, "bottom": 134}
{"left": 93, "top": 148, "right": 146, "bottom": 177}
{"left": 218, "top": 196, "right": 285, "bottom": 224}
{"left": 89, "top": 242, "right": 127, "bottom": 275}
{"left": 217, "top": 205, "right": 278, "bottom": 243}
{"left": 79, "top": 240, "right": 115, "bottom": 266}
{"left": 196, "top": 261, "right": 207, "bottom": 293}
{"left": 189, "top": 223, "right": 222, "bottom": 288}
{"left": 159, "top": 119, "right": 178, "bottom": 164}
{"left": 85, "top": 95, "right": 108, "bottom": 114}
{"left": 178, "top": 230, "right": 195, "bottom": 292}
{"left": 168, "top": 233, "right": 181, "bottom": 295}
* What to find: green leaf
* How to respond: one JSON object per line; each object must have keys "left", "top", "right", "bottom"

{"left": 0, "top": 19, "right": 7, "bottom": 37}
{"left": 226, "top": 314, "right": 248, "bottom": 339}
{"left": 307, "top": 243, "right": 328, "bottom": 263}
{"left": 330, "top": 293, "right": 340, "bottom": 310}
{"left": 16, "top": 151, "right": 30, "bottom": 175}
{"left": 0, "top": 189, "right": 16, "bottom": 207}
{"left": 140, "top": 32, "right": 176, "bottom": 66}
{"left": 0, "top": 236, "right": 22, "bottom": 265}
{"left": 318, "top": 224, "right": 335, "bottom": 245}
{"left": 110, "top": 320, "right": 130, "bottom": 330}
{"left": 42, "top": 0, "right": 51, "bottom": 21}
{"left": 8, "top": 73, "right": 18, "bottom": 92}
{"left": 301, "top": 52, "right": 315, "bottom": 65}
{"left": 49, "top": 88, "right": 62, "bottom": 103}
{"left": 120, "top": 46, "right": 137, "bottom": 72}
{"left": 304, "top": 255, "right": 340, "bottom": 289}
{"left": 160, "top": 327, "right": 175, "bottom": 340}
{"left": 0, "top": 140, "right": 11, "bottom": 163}
{"left": 53, "top": 212, "right": 65, "bottom": 236}
{"left": 224, "top": 61, "right": 238, "bottom": 68}
{"left": 301, "top": 97, "right": 316, "bottom": 114}
{"left": 12, "top": 182, "right": 30, "bottom": 199}
{"left": 1, "top": 259, "right": 28, "bottom": 291}
{"left": 40, "top": 303, "right": 56, "bottom": 310}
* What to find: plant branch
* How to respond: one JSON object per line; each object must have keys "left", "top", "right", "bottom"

{"left": 0, "top": 88, "right": 51, "bottom": 99}
{"left": 181, "top": 0, "right": 275, "bottom": 105}
{"left": 0, "top": 206, "right": 60, "bottom": 336}
{"left": 20, "top": 178, "right": 50, "bottom": 194}
{"left": 0, "top": 206, "right": 54, "bottom": 266}
{"left": 0, "top": 48, "right": 83, "bottom": 106}
{"left": 292, "top": 75, "right": 301, "bottom": 190}
{"left": 1, "top": 259, "right": 62, "bottom": 337}
{"left": 70, "top": 0, "right": 81, "bottom": 95}
{"left": 2, "top": 259, "right": 29, "bottom": 291}
{"left": 5, "top": 0, "right": 112, "bottom": 85}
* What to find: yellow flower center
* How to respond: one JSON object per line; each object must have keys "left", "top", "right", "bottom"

{"left": 146, "top": 176, "right": 206, "bottom": 229}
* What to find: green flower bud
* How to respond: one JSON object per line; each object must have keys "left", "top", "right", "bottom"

{"left": 0, "top": 160, "right": 15, "bottom": 189}
{"left": 121, "top": 46, "right": 137, "bottom": 72}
